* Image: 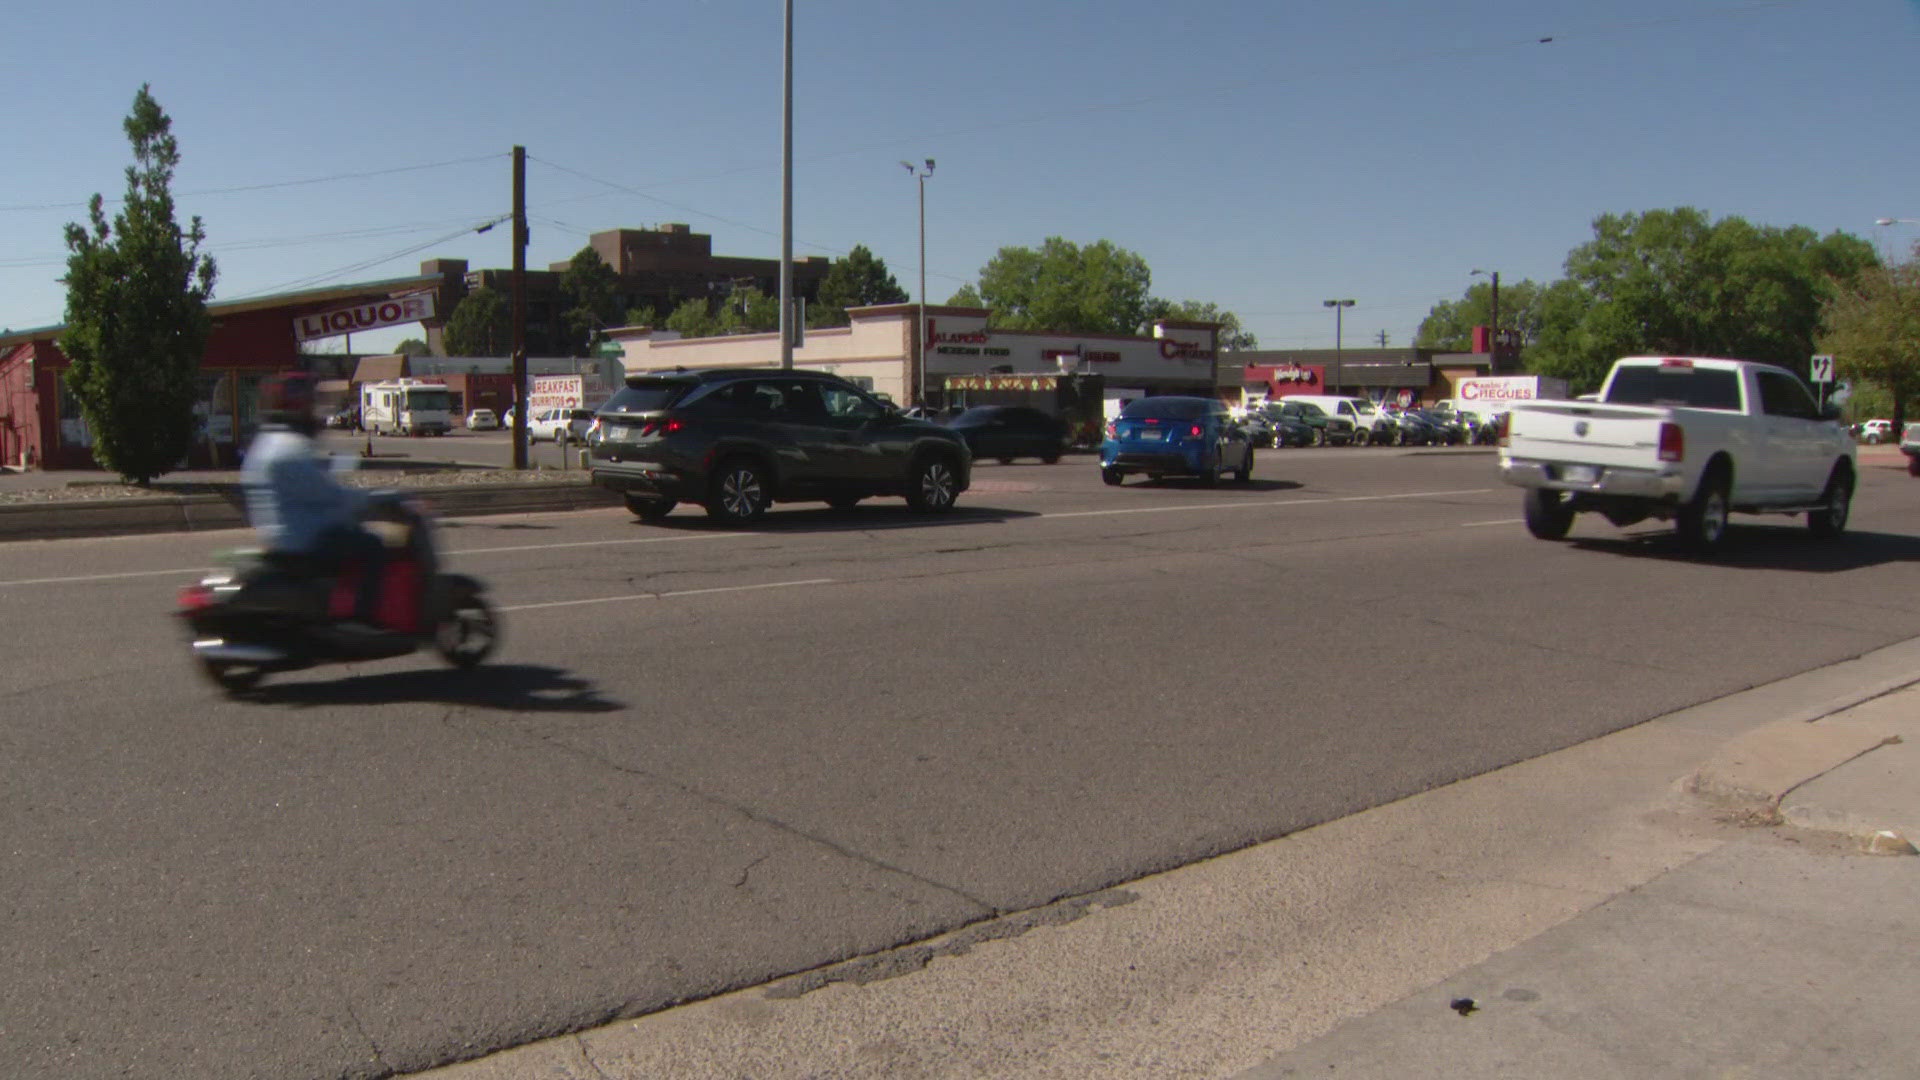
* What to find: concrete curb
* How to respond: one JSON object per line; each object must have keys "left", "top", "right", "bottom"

{"left": 0, "top": 483, "right": 620, "bottom": 543}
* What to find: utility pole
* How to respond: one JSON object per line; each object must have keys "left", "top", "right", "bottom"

{"left": 1375, "top": 330, "right": 1389, "bottom": 348}
{"left": 511, "top": 145, "right": 528, "bottom": 470}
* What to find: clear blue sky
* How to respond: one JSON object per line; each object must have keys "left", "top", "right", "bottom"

{"left": 5, "top": 0, "right": 1918, "bottom": 355}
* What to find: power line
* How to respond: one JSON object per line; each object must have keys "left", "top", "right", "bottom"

{"left": 225, "top": 214, "right": 510, "bottom": 300}
{"left": 0, "top": 152, "right": 506, "bottom": 214}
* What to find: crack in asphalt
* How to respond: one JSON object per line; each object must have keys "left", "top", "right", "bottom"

{"left": 763, "top": 887, "right": 1140, "bottom": 1000}
{"left": 575, "top": 1034, "right": 616, "bottom": 1080}
{"left": 520, "top": 731, "right": 999, "bottom": 915}
{"left": 343, "top": 1000, "right": 388, "bottom": 1075}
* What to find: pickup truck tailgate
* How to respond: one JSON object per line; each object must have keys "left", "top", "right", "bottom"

{"left": 1507, "top": 402, "right": 1670, "bottom": 468}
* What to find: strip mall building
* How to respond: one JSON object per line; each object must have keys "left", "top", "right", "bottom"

{"left": 608, "top": 304, "right": 1226, "bottom": 407}
{"left": 608, "top": 304, "right": 1504, "bottom": 413}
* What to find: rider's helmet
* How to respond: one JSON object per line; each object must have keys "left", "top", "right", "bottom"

{"left": 261, "top": 371, "right": 320, "bottom": 435}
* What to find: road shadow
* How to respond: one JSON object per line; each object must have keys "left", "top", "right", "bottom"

{"left": 1125, "top": 478, "right": 1304, "bottom": 493}
{"left": 246, "top": 663, "right": 625, "bottom": 712}
{"left": 641, "top": 504, "right": 1042, "bottom": 534}
{"left": 1568, "top": 526, "right": 1920, "bottom": 573}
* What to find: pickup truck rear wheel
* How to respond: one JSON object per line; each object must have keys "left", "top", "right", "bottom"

{"left": 1808, "top": 467, "right": 1852, "bottom": 538}
{"left": 1678, "top": 471, "right": 1731, "bottom": 552}
{"left": 1522, "top": 488, "right": 1576, "bottom": 540}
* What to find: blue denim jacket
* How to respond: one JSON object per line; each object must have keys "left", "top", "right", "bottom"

{"left": 240, "top": 427, "right": 369, "bottom": 553}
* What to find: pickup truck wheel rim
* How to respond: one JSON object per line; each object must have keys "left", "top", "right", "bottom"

{"left": 1701, "top": 490, "right": 1728, "bottom": 542}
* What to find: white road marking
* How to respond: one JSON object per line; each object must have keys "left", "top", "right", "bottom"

{"left": 1461, "top": 518, "right": 1524, "bottom": 528}
{"left": 0, "top": 532, "right": 751, "bottom": 589}
{"left": 499, "top": 578, "right": 835, "bottom": 612}
{"left": 0, "top": 488, "right": 1496, "bottom": 589}
{"left": 1040, "top": 488, "right": 1496, "bottom": 520}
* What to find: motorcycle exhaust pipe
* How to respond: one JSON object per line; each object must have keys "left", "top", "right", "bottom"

{"left": 192, "top": 640, "right": 288, "bottom": 664}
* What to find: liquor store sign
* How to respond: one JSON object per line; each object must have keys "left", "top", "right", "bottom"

{"left": 293, "top": 293, "right": 437, "bottom": 342}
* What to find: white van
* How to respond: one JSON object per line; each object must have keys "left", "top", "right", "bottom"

{"left": 1284, "top": 395, "right": 1388, "bottom": 446}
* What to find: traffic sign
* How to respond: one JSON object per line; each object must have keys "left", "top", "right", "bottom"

{"left": 1810, "top": 354, "right": 1835, "bottom": 383}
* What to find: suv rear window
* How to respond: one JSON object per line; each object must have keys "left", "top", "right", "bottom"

{"left": 1604, "top": 366, "right": 1742, "bottom": 411}
{"left": 601, "top": 380, "right": 694, "bottom": 414}
{"left": 1120, "top": 397, "right": 1212, "bottom": 420}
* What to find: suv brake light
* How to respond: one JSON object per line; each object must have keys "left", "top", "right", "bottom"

{"left": 1658, "top": 422, "right": 1685, "bottom": 462}
{"left": 641, "top": 418, "right": 685, "bottom": 437}
{"left": 1189, "top": 424, "right": 1204, "bottom": 438}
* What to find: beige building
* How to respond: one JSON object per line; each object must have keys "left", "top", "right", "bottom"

{"left": 605, "top": 304, "right": 1223, "bottom": 408}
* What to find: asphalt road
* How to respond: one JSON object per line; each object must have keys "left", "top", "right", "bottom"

{"left": 5, "top": 449, "right": 1918, "bottom": 1079}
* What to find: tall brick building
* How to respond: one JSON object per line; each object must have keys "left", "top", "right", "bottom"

{"left": 421, "top": 223, "right": 832, "bottom": 356}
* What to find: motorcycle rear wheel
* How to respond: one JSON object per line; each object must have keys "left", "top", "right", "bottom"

{"left": 434, "top": 582, "right": 500, "bottom": 668}
{"left": 199, "top": 658, "right": 264, "bottom": 695}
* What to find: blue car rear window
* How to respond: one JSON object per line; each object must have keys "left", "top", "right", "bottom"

{"left": 1119, "top": 397, "right": 1211, "bottom": 420}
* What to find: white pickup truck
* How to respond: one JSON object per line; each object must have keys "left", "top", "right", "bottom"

{"left": 1499, "top": 357, "right": 1855, "bottom": 552}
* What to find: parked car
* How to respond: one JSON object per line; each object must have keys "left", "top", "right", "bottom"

{"left": 588, "top": 368, "right": 971, "bottom": 522}
{"left": 1380, "top": 406, "right": 1432, "bottom": 445}
{"left": 1901, "top": 421, "right": 1920, "bottom": 476}
{"left": 1100, "top": 396, "right": 1253, "bottom": 486}
{"left": 1408, "top": 408, "right": 1466, "bottom": 445}
{"left": 1236, "top": 412, "right": 1277, "bottom": 448}
{"left": 325, "top": 405, "right": 360, "bottom": 430}
{"left": 465, "top": 408, "right": 501, "bottom": 431}
{"left": 1285, "top": 395, "right": 1383, "bottom": 446}
{"left": 530, "top": 406, "right": 595, "bottom": 443}
{"left": 1857, "top": 419, "right": 1893, "bottom": 444}
{"left": 945, "top": 405, "right": 1069, "bottom": 463}
{"left": 1257, "top": 404, "right": 1315, "bottom": 447}
{"left": 1274, "top": 399, "right": 1353, "bottom": 446}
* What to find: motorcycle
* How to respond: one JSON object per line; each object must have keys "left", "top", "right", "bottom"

{"left": 177, "top": 494, "right": 500, "bottom": 694}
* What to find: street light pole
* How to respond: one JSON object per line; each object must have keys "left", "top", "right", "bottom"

{"left": 1877, "top": 218, "right": 1920, "bottom": 265}
{"left": 779, "top": 0, "right": 794, "bottom": 369}
{"left": 902, "top": 159, "right": 934, "bottom": 406}
{"left": 1470, "top": 269, "right": 1501, "bottom": 373}
{"left": 1322, "top": 298, "right": 1354, "bottom": 394}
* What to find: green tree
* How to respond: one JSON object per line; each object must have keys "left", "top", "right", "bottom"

{"left": 1415, "top": 278, "right": 1547, "bottom": 353}
{"left": 59, "top": 85, "right": 217, "bottom": 483}
{"left": 1819, "top": 261, "right": 1920, "bottom": 436}
{"left": 394, "top": 337, "right": 431, "bottom": 357}
{"left": 1145, "top": 299, "right": 1257, "bottom": 351}
{"left": 945, "top": 283, "right": 984, "bottom": 307}
{"left": 810, "top": 244, "right": 909, "bottom": 327}
{"left": 559, "top": 246, "right": 622, "bottom": 356}
{"left": 624, "top": 304, "right": 659, "bottom": 328}
{"left": 442, "top": 287, "right": 512, "bottom": 355}
{"left": 663, "top": 296, "right": 718, "bottom": 338}
{"left": 968, "top": 237, "right": 1153, "bottom": 334}
{"left": 1527, "top": 208, "right": 1877, "bottom": 393}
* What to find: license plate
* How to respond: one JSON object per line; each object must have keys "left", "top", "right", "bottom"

{"left": 603, "top": 425, "right": 631, "bottom": 441}
{"left": 1561, "top": 464, "right": 1599, "bottom": 483}
{"left": 1137, "top": 428, "right": 1165, "bottom": 442}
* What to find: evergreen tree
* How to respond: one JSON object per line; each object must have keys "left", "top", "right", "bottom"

{"left": 810, "top": 244, "right": 908, "bottom": 327}
{"left": 60, "top": 85, "right": 217, "bottom": 483}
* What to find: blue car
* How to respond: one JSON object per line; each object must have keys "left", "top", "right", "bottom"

{"left": 1100, "top": 396, "right": 1253, "bottom": 486}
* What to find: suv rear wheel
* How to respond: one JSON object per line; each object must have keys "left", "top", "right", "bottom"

{"left": 706, "top": 458, "right": 769, "bottom": 523}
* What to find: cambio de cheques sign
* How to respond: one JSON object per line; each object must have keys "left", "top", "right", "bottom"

{"left": 1456, "top": 376, "right": 1566, "bottom": 403}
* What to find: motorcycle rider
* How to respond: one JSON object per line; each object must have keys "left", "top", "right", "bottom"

{"left": 241, "top": 372, "right": 388, "bottom": 631}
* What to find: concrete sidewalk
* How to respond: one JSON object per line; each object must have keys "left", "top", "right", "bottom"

{"left": 412, "top": 643, "right": 1920, "bottom": 1080}
{"left": 1238, "top": 683, "right": 1919, "bottom": 1079}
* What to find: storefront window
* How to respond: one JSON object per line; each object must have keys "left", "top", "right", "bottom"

{"left": 237, "top": 373, "right": 265, "bottom": 444}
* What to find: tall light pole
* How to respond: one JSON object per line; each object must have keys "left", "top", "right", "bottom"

{"left": 1322, "top": 298, "right": 1354, "bottom": 394}
{"left": 778, "top": 0, "right": 794, "bottom": 369}
{"left": 1471, "top": 269, "right": 1500, "bottom": 373}
{"left": 902, "top": 158, "right": 934, "bottom": 406}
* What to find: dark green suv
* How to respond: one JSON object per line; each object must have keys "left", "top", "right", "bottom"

{"left": 588, "top": 368, "right": 972, "bottom": 523}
